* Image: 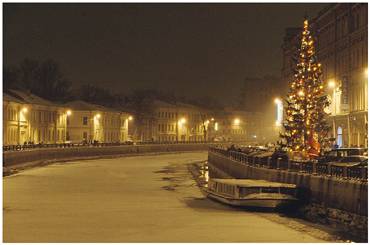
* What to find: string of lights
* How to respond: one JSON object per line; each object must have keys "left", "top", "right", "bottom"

{"left": 280, "top": 19, "right": 330, "bottom": 157}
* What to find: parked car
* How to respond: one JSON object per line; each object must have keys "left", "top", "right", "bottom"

{"left": 328, "top": 155, "right": 368, "bottom": 166}
{"left": 271, "top": 149, "right": 289, "bottom": 163}
{"left": 213, "top": 137, "right": 225, "bottom": 142}
{"left": 253, "top": 150, "right": 275, "bottom": 165}
{"left": 318, "top": 148, "right": 368, "bottom": 163}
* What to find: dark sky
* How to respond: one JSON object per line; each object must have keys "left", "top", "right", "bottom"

{"left": 4, "top": 3, "right": 327, "bottom": 104}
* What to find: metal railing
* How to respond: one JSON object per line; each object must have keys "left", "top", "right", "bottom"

{"left": 3, "top": 140, "right": 216, "bottom": 152}
{"left": 209, "top": 147, "right": 368, "bottom": 181}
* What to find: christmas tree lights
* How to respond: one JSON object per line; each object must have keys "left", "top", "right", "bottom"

{"left": 280, "top": 18, "right": 330, "bottom": 157}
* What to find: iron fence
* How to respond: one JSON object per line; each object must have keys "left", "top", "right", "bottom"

{"left": 3, "top": 141, "right": 216, "bottom": 152}
{"left": 209, "top": 147, "right": 367, "bottom": 180}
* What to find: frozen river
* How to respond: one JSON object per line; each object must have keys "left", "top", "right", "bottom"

{"left": 4, "top": 152, "right": 342, "bottom": 242}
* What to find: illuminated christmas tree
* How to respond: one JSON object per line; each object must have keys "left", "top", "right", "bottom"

{"left": 280, "top": 18, "right": 330, "bottom": 157}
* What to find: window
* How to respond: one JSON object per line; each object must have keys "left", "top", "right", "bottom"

{"left": 83, "top": 117, "right": 88, "bottom": 125}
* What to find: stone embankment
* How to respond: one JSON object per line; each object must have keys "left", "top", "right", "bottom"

{"left": 3, "top": 143, "right": 215, "bottom": 175}
{"left": 207, "top": 150, "right": 368, "bottom": 242}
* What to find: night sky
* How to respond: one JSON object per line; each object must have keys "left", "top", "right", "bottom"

{"left": 4, "top": 3, "right": 327, "bottom": 104}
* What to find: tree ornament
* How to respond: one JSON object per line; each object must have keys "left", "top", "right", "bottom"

{"left": 279, "top": 18, "right": 331, "bottom": 159}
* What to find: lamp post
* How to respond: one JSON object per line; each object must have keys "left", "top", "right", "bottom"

{"left": 273, "top": 98, "right": 283, "bottom": 142}
{"left": 328, "top": 79, "right": 339, "bottom": 146}
{"left": 177, "top": 118, "right": 186, "bottom": 142}
{"left": 127, "top": 115, "right": 133, "bottom": 142}
{"left": 94, "top": 113, "right": 101, "bottom": 142}
{"left": 328, "top": 79, "right": 337, "bottom": 115}
{"left": 274, "top": 98, "right": 283, "bottom": 127}
{"left": 65, "top": 110, "right": 72, "bottom": 142}
{"left": 232, "top": 118, "right": 241, "bottom": 142}
{"left": 203, "top": 119, "right": 210, "bottom": 142}
{"left": 18, "top": 106, "right": 28, "bottom": 144}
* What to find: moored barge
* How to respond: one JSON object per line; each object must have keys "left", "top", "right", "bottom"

{"left": 205, "top": 178, "right": 298, "bottom": 208}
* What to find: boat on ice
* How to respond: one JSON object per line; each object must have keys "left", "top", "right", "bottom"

{"left": 205, "top": 178, "right": 298, "bottom": 208}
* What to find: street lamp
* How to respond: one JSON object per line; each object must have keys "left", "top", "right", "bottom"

{"left": 234, "top": 118, "right": 240, "bottom": 126}
{"left": 328, "top": 79, "right": 338, "bottom": 115}
{"left": 328, "top": 79, "right": 336, "bottom": 89}
{"left": 274, "top": 98, "right": 283, "bottom": 127}
{"left": 128, "top": 116, "right": 133, "bottom": 121}
{"left": 65, "top": 110, "right": 72, "bottom": 143}
{"left": 274, "top": 98, "right": 282, "bottom": 104}
{"left": 22, "top": 107, "right": 28, "bottom": 113}
{"left": 93, "top": 114, "right": 101, "bottom": 142}
{"left": 179, "top": 118, "right": 186, "bottom": 125}
{"left": 177, "top": 118, "right": 186, "bottom": 142}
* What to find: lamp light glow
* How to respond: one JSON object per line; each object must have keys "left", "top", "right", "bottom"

{"left": 328, "top": 80, "right": 336, "bottom": 89}
{"left": 178, "top": 118, "right": 186, "bottom": 125}
{"left": 274, "top": 98, "right": 282, "bottom": 104}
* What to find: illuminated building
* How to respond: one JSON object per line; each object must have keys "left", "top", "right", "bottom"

{"left": 64, "top": 100, "right": 130, "bottom": 143}
{"left": 282, "top": 3, "right": 368, "bottom": 147}
{"left": 3, "top": 90, "right": 68, "bottom": 145}
{"left": 145, "top": 100, "right": 210, "bottom": 142}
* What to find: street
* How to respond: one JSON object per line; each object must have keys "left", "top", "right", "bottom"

{"left": 4, "top": 152, "right": 342, "bottom": 242}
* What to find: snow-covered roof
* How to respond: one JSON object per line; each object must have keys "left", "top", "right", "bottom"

{"left": 3, "top": 92, "right": 25, "bottom": 104}
{"left": 7, "top": 89, "right": 56, "bottom": 107}
{"left": 64, "top": 100, "right": 119, "bottom": 113}
{"left": 152, "top": 100, "right": 176, "bottom": 108}
{"left": 210, "top": 178, "right": 296, "bottom": 188}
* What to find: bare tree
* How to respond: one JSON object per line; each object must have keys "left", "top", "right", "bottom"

{"left": 3, "top": 58, "right": 72, "bottom": 102}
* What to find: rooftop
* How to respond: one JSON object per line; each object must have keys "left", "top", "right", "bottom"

{"left": 210, "top": 178, "right": 297, "bottom": 188}
{"left": 3, "top": 92, "right": 25, "bottom": 104}
{"left": 7, "top": 89, "right": 57, "bottom": 107}
{"left": 64, "top": 100, "right": 120, "bottom": 113}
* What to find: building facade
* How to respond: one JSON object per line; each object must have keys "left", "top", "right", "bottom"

{"left": 64, "top": 100, "right": 130, "bottom": 143}
{"left": 3, "top": 93, "right": 27, "bottom": 145}
{"left": 134, "top": 100, "right": 211, "bottom": 143}
{"left": 210, "top": 110, "right": 276, "bottom": 144}
{"left": 282, "top": 3, "right": 368, "bottom": 147}
{"left": 133, "top": 100, "right": 279, "bottom": 144}
{"left": 3, "top": 90, "right": 68, "bottom": 145}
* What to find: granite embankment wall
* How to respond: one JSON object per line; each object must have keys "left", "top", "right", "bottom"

{"left": 3, "top": 144, "right": 212, "bottom": 167}
{"left": 208, "top": 151, "right": 368, "bottom": 216}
